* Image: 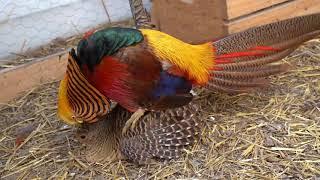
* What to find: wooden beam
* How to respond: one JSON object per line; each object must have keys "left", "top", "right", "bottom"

{"left": 226, "top": 0, "right": 320, "bottom": 34}
{"left": 150, "top": 0, "right": 228, "bottom": 43}
{"left": 0, "top": 51, "right": 68, "bottom": 104}
{"left": 226, "top": 0, "right": 289, "bottom": 19}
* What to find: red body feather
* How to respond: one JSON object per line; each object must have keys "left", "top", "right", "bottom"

{"left": 82, "top": 57, "right": 138, "bottom": 112}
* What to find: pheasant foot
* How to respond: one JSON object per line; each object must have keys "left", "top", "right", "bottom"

{"left": 122, "top": 108, "right": 145, "bottom": 135}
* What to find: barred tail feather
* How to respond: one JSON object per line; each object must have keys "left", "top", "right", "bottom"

{"left": 213, "top": 13, "right": 320, "bottom": 55}
{"left": 207, "top": 13, "right": 320, "bottom": 93}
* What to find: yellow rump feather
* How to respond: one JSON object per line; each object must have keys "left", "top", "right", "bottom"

{"left": 140, "top": 29, "right": 214, "bottom": 85}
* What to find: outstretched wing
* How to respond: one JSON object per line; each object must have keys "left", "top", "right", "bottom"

{"left": 209, "top": 13, "right": 320, "bottom": 93}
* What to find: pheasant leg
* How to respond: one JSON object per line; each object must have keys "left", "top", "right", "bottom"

{"left": 122, "top": 108, "right": 145, "bottom": 135}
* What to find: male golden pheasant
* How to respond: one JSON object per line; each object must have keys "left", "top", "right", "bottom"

{"left": 75, "top": 101, "right": 204, "bottom": 164}
{"left": 57, "top": 13, "right": 320, "bottom": 132}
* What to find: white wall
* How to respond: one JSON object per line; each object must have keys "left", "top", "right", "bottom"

{"left": 0, "top": 0, "right": 151, "bottom": 60}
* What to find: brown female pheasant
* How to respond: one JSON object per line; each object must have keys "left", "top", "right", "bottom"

{"left": 75, "top": 101, "right": 205, "bottom": 164}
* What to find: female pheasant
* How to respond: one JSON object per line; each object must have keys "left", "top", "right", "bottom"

{"left": 57, "top": 13, "right": 320, "bottom": 133}
{"left": 75, "top": 101, "right": 204, "bottom": 164}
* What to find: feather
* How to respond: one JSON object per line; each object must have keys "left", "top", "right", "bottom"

{"left": 77, "top": 27, "right": 144, "bottom": 71}
{"left": 208, "top": 13, "right": 320, "bottom": 93}
{"left": 213, "top": 13, "right": 320, "bottom": 55}
{"left": 75, "top": 102, "right": 204, "bottom": 165}
{"left": 60, "top": 49, "right": 111, "bottom": 123}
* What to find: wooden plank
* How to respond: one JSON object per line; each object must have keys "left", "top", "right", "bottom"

{"left": 226, "top": 0, "right": 320, "bottom": 34}
{"left": 0, "top": 51, "right": 68, "bottom": 104}
{"left": 151, "top": 0, "right": 228, "bottom": 43}
{"left": 150, "top": 0, "right": 161, "bottom": 30}
{"left": 226, "top": 0, "right": 289, "bottom": 19}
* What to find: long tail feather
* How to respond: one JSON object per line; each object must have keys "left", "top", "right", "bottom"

{"left": 212, "top": 64, "right": 290, "bottom": 79}
{"left": 211, "top": 78, "right": 269, "bottom": 88}
{"left": 206, "top": 84, "right": 255, "bottom": 94}
{"left": 215, "top": 49, "right": 294, "bottom": 71}
{"left": 213, "top": 13, "right": 320, "bottom": 55}
{"left": 208, "top": 13, "right": 320, "bottom": 93}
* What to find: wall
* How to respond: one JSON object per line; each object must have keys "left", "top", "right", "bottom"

{"left": 0, "top": 0, "right": 151, "bottom": 60}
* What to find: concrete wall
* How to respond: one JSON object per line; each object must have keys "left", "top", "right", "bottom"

{"left": 0, "top": 0, "right": 151, "bottom": 60}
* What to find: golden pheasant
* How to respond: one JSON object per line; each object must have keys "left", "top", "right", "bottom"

{"left": 57, "top": 13, "right": 320, "bottom": 133}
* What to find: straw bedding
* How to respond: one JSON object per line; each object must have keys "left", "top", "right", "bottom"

{"left": 0, "top": 36, "right": 319, "bottom": 179}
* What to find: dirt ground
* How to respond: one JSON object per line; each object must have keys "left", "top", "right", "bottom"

{"left": 0, "top": 36, "right": 319, "bottom": 179}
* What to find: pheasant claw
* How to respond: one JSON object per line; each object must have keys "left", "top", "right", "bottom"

{"left": 122, "top": 108, "right": 145, "bottom": 135}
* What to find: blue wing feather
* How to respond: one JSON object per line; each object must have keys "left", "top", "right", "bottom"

{"left": 152, "top": 71, "right": 192, "bottom": 98}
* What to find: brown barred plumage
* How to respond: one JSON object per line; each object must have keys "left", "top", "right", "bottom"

{"left": 65, "top": 50, "right": 111, "bottom": 123}
{"left": 75, "top": 101, "right": 204, "bottom": 164}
